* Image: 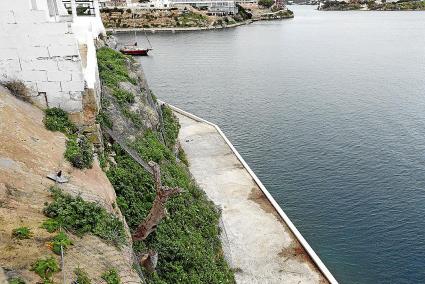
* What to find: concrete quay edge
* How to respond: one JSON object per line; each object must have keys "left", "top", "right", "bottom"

{"left": 160, "top": 100, "right": 338, "bottom": 284}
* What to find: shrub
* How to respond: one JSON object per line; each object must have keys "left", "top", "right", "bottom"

{"left": 51, "top": 231, "right": 73, "bottom": 255}
{"left": 97, "top": 47, "right": 136, "bottom": 88}
{"left": 43, "top": 187, "right": 126, "bottom": 246}
{"left": 41, "top": 219, "right": 60, "bottom": 233}
{"left": 44, "top": 107, "right": 77, "bottom": 135}
{"left": 108, "top": 132, "right": 235, "bottom": 283}
{"left": 101, "top": 269, "right": 121, "bottom": 284}
{"left": 161, "top": 105, "right": 180, "bottom": 148}
{"left": 31, "top": 256, "right": 60, "bottom": 283}
{"left": 74, "top": 267, "right": 91, "bottom": 284}
{"left": 131, "top": 130, "right": 173, "bottom": 163}
{"left": 178, "top": 146, "right": 189, "bottom": 167}
{"left": 96, "top": 111, "right": 113, "bottom": 129}
{"left": 8, "top": 277, "right": 25, "bottom": 284}
{"left": 65, "top": 136, "right": 93, "bottom": 169}
{"left": 122, "top": 108, "right": 143, "bottom": 128}
{"left": 258, "top": 0, "right": 274, "bottom": 8}
{"left": 12, "top": 227, "right": 33, "bottom": 239}
{"left": 112, "top": 89, "right": 135, "bottom": 105}
{"left": 2, "top": 80, "right": 31, "bottom": 102}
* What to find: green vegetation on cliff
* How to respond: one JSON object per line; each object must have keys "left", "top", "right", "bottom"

{"left": 321, "top": 0, "right": 425, "bottom": 10}
{"left": 97, "top": 47, "right": 235, "bottom": 284}
{"left": 44, "top": 107, "right": 77, "bottom": 135}
{"left": 161, "top": 104, "right": 180, "bottom": 147}
{"left": 44, "top": 107, "right": 94, "bottom": 169}
{"left": 258, "top": 0, "right": 275, "bottom": 8}
{"left": 43, "top": 187, "right": 127, "bottom": 246}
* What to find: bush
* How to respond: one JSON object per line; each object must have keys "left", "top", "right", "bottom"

{"left": 43, "top": 187, "right": 126, "bottom": 246}
{"left": 161, "top": 105, "right": 180, "bottom": 148}
{"left": 74, "top": 267, "right": 91, "bottom": 284}
{"left": 41, "top": 219, "right": 60, "bottom": 233}
{"left": 2, "top": 80, "right": 31, "bottom": 102}
{"left": 8, "top": 277, "right": 25, "bottom": 284}
{"left": 132, "top": 130, "right": 173, "bottom": 163}
{"left": 51, "top": 231, "right": 73, "bottom": 255}
{"left": 31, "top": 256, "right": 60, "bottom": 283}
{"left": 178, "top": 146, "right": 189, "bottom": 167}
{"left": 112, "top": 89, "right": 135, "bottom": 105}
{"left": 44, "top": 108, "right": 77, "bottom": 135}
{"left": 65, "top": 136, "right": 93, "bottom": 169}
{"left": 96, "top": 111, "right": 113, "bottom": 129}
{"left": 101, "top": 269, "right": 121, "bottom": 284}
{"left": 97, "top": 47, "right": 136, "bottom": 88}
{"left": 258, "top": 0, "right": 274, "bottom": 8}
{"left": 12, "top": 227, "right": 33, "bottom": 239}
{"left": 108, "top": 132, "right": 235, "bottom": 283}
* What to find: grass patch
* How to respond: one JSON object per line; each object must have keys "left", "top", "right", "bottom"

{"left": 161, "top": 105, "right": 180, "bottom": 148}
{"left": 96, "top": 111, "right": 113, "bottom": 129}
{"left": 12, "top": 227, "right": 33, "bottom": 239}
{"left": 2, "top": 80, "right": 31, "bottom": 103}
{"left": 113, "top": 89, "right": 135, "bottom": 105}
{"left": 107, "top": 132, "right": 235, "bottom": 283}
{"left": 101, "top": 268, "right": 121, "bottom": 284}
{"left": 8, "top": 277, "right": 26, "bottom": 284}
{"left": 31, "top": 256, "right": 60, "bottom": 284}
{"left": 122, "top": 108, "right": 143, "bottom": 128}
{"left": 97, "top": 47, "right": 136, "bottom": 88}
{"left": 178, "top": 146, "right": 189, "bottom": 167}
{"left": 51, "top": 231, "right": 73, "bottom": 255}
{"left": 131, "top": 130, "right": 173, "bottom": 163}
{"left": 97, "top": 47, "right": 143, "bottom": 129}
{"left": 41, "top": 219, "right": 60, "bottom": 233}
{"left": 43, "top": 186, "right": 126, "bottom": 246}
{"left": 74, "top": 268, "right": 92, "bottom": 284}
{"left": 65, "top": 136, "right": 94, "bottom": 169}
{"left": 44, "top": 107, "right": 77, "bottom": 135}
{"left": 44, "top": 107, "right": 94, "bottom": 169}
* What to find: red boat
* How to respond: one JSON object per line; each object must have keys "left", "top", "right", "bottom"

{"left": 120, "top": 26, "right": 153, "bottom": 56}
{"left": 120, "top": 47, "right": 151, "bottom": 56}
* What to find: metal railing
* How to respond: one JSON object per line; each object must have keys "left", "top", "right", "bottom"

{"left": 62, "top": 0, "right": 96, "bottom": 16}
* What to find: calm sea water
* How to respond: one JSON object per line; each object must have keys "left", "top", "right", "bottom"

{"left": 117, "top": 6, "right": 425, "bottom": 283}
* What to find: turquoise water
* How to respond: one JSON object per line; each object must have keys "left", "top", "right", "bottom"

{"left": 118, "top": 6, "right": 425, "bottom": 283}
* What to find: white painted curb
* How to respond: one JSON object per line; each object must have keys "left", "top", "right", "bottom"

{"left": 161, "top": 101, "right": 338, "bottom": 284}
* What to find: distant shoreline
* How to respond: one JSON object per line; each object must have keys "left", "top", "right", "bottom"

{"left": 318, "top": 0, "right": 425, "bottom": 11}
{"left": 103, "top": 8, "right": 294, "bottom": 34}
{"left": 106, "top": 20, "right": 252, "bottom": 33}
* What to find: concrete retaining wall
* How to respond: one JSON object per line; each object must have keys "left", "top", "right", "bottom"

{"left": 162, "top": 101, "right": 338, "bottom": 284}
{"left": 0, "top": 1, "right": 85, "bottom": 112}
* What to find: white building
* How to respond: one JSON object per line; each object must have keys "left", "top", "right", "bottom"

{"left": 0, "top": 0, "right": 105, "bottom": 123}
{"left": 172, "top": 0, "right": 238, "bottom": 14}
{"left": 108, "top": 0, "right": 237, "bottom": 14}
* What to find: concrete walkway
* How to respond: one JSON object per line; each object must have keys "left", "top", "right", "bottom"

{"left": 175, "top": 112, "right": 329, "bottom": 284}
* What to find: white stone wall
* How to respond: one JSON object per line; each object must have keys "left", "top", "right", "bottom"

{"left": 0, "top": 0, "right": 85, "bottom": 112}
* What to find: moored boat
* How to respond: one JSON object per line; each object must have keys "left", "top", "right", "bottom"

{"left": 120, "top": 47, "right": 151, "bottom": 56}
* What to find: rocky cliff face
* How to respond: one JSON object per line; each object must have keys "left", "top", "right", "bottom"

{"left": 0, "top": 86, "right": 142, "bottom": 283}
{"left": 96, "top": 44, "right": 163, "bottom": 144}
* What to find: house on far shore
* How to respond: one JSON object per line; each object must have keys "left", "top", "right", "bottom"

{"left": 106, "top": 0, "right": 238, "bottom": 15}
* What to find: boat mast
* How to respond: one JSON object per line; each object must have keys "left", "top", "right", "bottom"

{"left": 144, "top": 29, "right": 153, "bottom": 49}
{"left": 133, "top": 12, "right": 137, "bottom": 45}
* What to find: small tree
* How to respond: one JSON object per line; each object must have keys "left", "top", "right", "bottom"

{"left": 258, "top": 0, "right": 275, "bottom": 8}
{"left": 132, "top": 161, "right": 182, "bottom": 241}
